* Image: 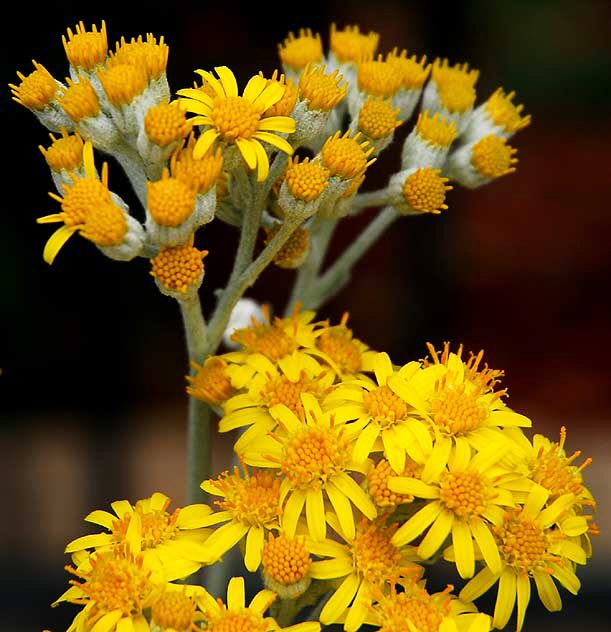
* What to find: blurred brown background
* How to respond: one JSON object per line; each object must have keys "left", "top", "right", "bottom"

{"left": 2, "top": 0, "right": 610, "bottom": 630}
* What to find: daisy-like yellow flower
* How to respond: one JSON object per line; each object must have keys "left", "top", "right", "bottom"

{"left": 310, "top": 515, "right": 421, "bottom": 631}
{"left": 64, "top": 492, "right": 213, "bottom": 581}
{"left": 177, "top": 66, "right": 295, "bottom": 181}
{"left": 240, "top": 393, "right": 377, "bottom": 541}
{"left": 151, "top": 585, "right": 207, "bottom": 632}
{"left": 198, "top": 465, "right": 282, "bottom": 571}
{"left": 197, "top": 576, "right": 320, "bottom": 632}
{"left": 389, "top": 444, "right": 524, "bottom": 578}
{"left": 388, "top": 343, "right": 531, "bottom": 467}
{"left": 261, "top": 531, "right": 313, "bottom": 599}
{"left": 459, "top": 485, "right": 589, "bottom": 632}
{"left": 220, "top": 350, "right": 334, "bottom": 452}
{"left": 324, "top": 352, "right": 431, "bottom": 473}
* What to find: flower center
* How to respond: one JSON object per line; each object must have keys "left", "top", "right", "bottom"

{"left": 11, "top": 63, "right": 57, "bottom": 110}
{"left": 113, "top": 505, "right": 179, "bottom": 549}
{"left": 471, "top": 135, "right": 517, "bottom": 179}
{"left": 378, "top": 589, "right": 448, "bottom": 632}
{"left": 330, "top": 25, "right": 379, "bottom": 63}
{"left": 99, "top": 63, "right": 149, "bottom": 106}
{"left": 432, "top": 61, "right": 478, "bottom": 113}
{"left": 145, "top": 101, "right": 192, "bottom": 147}
{"left": 352, "top": 521, "right": 409, "bottom": 585}
{"left": 147, "top": 175, "right": 197, "bottom": 227}
{"left": 173, "top": 145, "right": 224, "bottom": 194}
{"left": 357, "top": 58, "right": 404, "bottom": 98}
{"left": 358, "top": 98, "right": 400, "bottom": 139}
{"left": 231, "top": 322, "right": 296, "bottom": 362}
{"left": 299, "top": 65, "right": 346, "bottom": 111}
{"left": 213, "top": 468, "right": 281, "bottom": 526}
{"left": 363, "top": 385, "right": 409, "bottom": 428}
{"left": 187, "top": 357, "right": 234, "bottom": 406}
{"left": 285, "top": 157, "right": 329, "bottom": 201}
{"left": 80, "top": 203, "right": 127, "bottom": 246}
{"left": 261, "top": 533, "right": 312, "bottom": 596}
{"left": 485, "top": 88, "right": 531, "bottom": 133}
{"left": 207, "top": 610, "right": 268, "bottom": 632}
{"left": 61, "top": 178, "right": 113, "bottom": 225}
{"left": 279, "top": 29, "right": 323, "bottom": 71}
{"left": 439, "top": 470, "right": 489, "bottom": 517}
{"left": 368, "top": 458, "right": 418, "bottom": 508}
{"left": 387, "top": 50, "right": 430, "bottom": 89}
{"left": 430, "top": 381, "right": 488, "bottom": 435}
{"left": 110, "top": 34, "right": 168, "bottom": 81}
{"left": 211, "top": 96, "right": 262, "bottom": 141}
{"left": 63, "top": 22, "right": 108, "bottom": 71}
{"left": 152, "top": 591, "right": 197, "bottom": 631}
{"left": 263, "top": 73, "right": 298, "bottom": 117}
{"left": 261, "top": 373, "right": 318, "bottom": 419}
{"left": 317, "top": 327, "right": 362, "bottom": 375}
{"left": 151, "top": 242, "right": 207, "bottom": 293}
{"left": 42, "top": 133, "right": 84, "bottom": 172}
{"left": 415, "top": 111, "right": 457, "bottom": 147}
{"left": 402, "top": 167, "right": 452, "bottom": 214}
{"left": 495, "top": 509, "right": 550, "bottom": 572}
{"left": 321, "top": 131, "right": 373, "bottom": 180}
{"left": 281, "top": 426, "right": 350, "bottom": 489}
{"left": 58, "top": 77, "right": 100, "bottom": 121}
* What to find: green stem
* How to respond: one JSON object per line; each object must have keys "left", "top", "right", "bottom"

{"left": 310, "top": 206, "right": 399, "bottom": 309}
{"left": 112, "top": 145, "right": 149, "bottom": 209}
{"left": 350, "top": 187, "right": 391, "bottom": 215}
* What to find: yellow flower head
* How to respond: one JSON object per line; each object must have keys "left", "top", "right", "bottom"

{"left": 171, "top": 136, "right": 224, "bottom": 195}
{"left": 150, "top": 236, "right": 208, "bottom": 295}
{"left": 147, "top": 168, "right": 197, "bottom": 227}
{"left": 485, "top": 87, "right": 531, "bottom": 134}
{"left": 358, "top": 98, "right": 401, "bottom": 140}
{"left": 98, "top": 63, "right": 149, "bottom": 106}
{"left": 108, "top": 33, "right": 169, "bottom": 81}
{"left": 10, "top": 61, "right": 57, "bottom": 110}
{"left": 260, "top": 70, "right": 299, "bottom": 117}
{"left": 431, "top": 58, "right": 479, "bottom": 113}
{"left": 39, "top": 129, "right": 84, "bottom": 172}
{"left": 386, "top": 48, "right": 431, "bottom": 89}
{"left": 279, "top": 28, "right": 324, "bottom": 72}
{"left": 320, "top": 130, "right": 375, "bottom": 180}
{"left": 284, "top": 156, "right": 330, "bottom": 202}
{"left": 330, "top": 24, "right": 379, "bottom": 63}
{"left": 145, "top": 100, "right": 192, "bottom": 147}
{"left": 62, "top": 21, "right": 108, "bottom": 71}
{"left": 264, "top": 222, "right": 310, "bottom": 269}
{"left": 261, "top": 532, "right": 313, "bottom": 598}
{"left": 471, "top": 134, "right": 517, "bottom": 179}
{"left": 415, "top": 110, "right": 457, "bottom": 147}
{"left": 57, "top": 76, "right": 100, "bottom": 121}
{"left": 299, "top": 64, "right": 347, "bottom": 111}
{"left": 402, "top": 167, "right": 452, "bottom": 214}
{"left": 357, "top": 55, "right": 404, "bottom": 98}
{"left": 151, "top": 587, "right": 204, "bottom": 632}
{"left": 177, "top": 66, "right": 295, "bottom": 181}
{"left": 367, "top": 457, "right": 420, "bottom": 509}
{"left": 187, "top": 355, "right": 235, "bottom": 406}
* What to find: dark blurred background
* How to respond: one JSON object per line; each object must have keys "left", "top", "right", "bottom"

{"left": 2, "top": 0, "right": 610, "bottom": 630}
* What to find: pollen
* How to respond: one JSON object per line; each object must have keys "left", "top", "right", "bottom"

{"left": 316, "top": 318, "right": 362, "bottom": 374}
{"left": 386, "top": 49, "right": 430, "bottom": 89}
{"left": 281, "top": 425, "right": 351, "bottom": 489}
{"left": 80, "top": 203, "right": 127, "bottom": 246}
{"left": 145, "top": 101, "right": 192, "bottom": 147}
{"left": 39, "top": 130, "right": 84, "bottom": 172}
{"left": 402, "top": 168, "right": 452, "bottom": 214}
{"left": 260, "top": 371, "right": 318, "bottom": 419}
{"left": 147, "top": 171, "right": 197, "bottom": 226}
{"left": 494, "top": 509, "right": 550, "bottom": 572}
{"left": 10, "top": 62, "right": 57, "bottom": 110}
{"left": 109, "top": 34, "right": 169, "bottom": 81}
{"left": 285, "top": 156, "right": 329, "bottom": 202}
{"left": 352, "top": 519, "right": 411, "bottom": 585}
{"left": 60, "top": 177, "right": 112, "bottom": 225}
{"left": 330, "top": 24, "right": 379, "bottom": 63}
{"left": 62, "top": 21, "right": 108, "bottom": 72}
{"left": 66, "top": 545, "right": 151, "bottom": 615}
{"left": 211, "top": 467, "right": 281, "bottom": 527}
{"left": 439, "top": 470, "right": 489, "bottom": 517}
{"left": 57, "top": 76, "right": 100, "bottom": 121}
{"left": 485, "top": 88, "right": 531, "bottom": 133}
{"left": 358, "top": 98, "right": 401, "bottom": 139}
{"left": 376, "top": 585, "right": 450, "bottom": 632}
{"left": 112, "top": 498, "right": 180, "bottom": 548}
{"left": 415, "top": 111, "right": 457, "bottom": 147}
{"left": 230, "top": 315, "right": 296, "bottom": 362}
{"left": 299, "top": 64, "right": 346, "bottom": 111}
{"left": 430, "top": 380, "right": 488, "bottom": 435}
{"left": 279, "top": 28, "right": 324, "bottom": 72}
{"left": 261, "top": 533, "right": 312, "bottom": 591}
{"left": 357, "top": 56, "right": 404, "bottom": 98}
{"left": 471, "top": 134, "right": 517, "bottom": 178}
{"left": 172, "top": 143, "right": 224, "bottom": 194}
{"left": 211, "top": 96, "right": 262, "bottom": 141}
{"left": 264, "top": 223, "right": 310, "bottom": 269}
{"left": 207, "top": 610, "right": 268, "bottom": 632}
{"left": 152, "top": 591, "right": 197, "bottom": 632}
{"left": 99, "top": 63, "right": 148, "bottom": 106}
{"left": 363, "top": 385, "right": 409, "bottom": 428}
{"left": 261, "top": 71, "right": 298, "bottom": 117}
{"left": 321, "top": 131, "right": 375, "bottom": 180}
{"left": 432, "top": 59, "right": 479, "bottom": 113}
{"left": 187, "top": 356, "right": 234, "bottom": 406}
{"left": 368, "top": 459, "right": 417, "bottom": 508}
{"left": 150, "top": 241, "right": 207, "bottom": 294}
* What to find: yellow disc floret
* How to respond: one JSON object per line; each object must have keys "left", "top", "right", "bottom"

{"left": 58, "top": 76, "right": 100, "bottom": 121}
{"left": 486, "top": 88, "right": 531, "bottom": 133}
{"left": 152, "top": 590, "right": 198, "bottom": 632}
{"left": 358, "top": 98, "right": 401, "bottom": 139}
{"left": 261, "top": 533, "right": 312, "bottom": 596}
{"left": 386, "top": 49, "right": 430, "bottom": 89}
{"left": 299, "top": 64, "right": 346, "bottom": 111}
{"left": 471, "top": 134, "right": 517, "bottom": 178}
{"left": 494, "top": 509, "right": 550, "bottom": 572}
{"left": 368, "top": 458, "right": 418, "bottom": 508}
{"left": 62, "top": 21, "right": 108, "bottom": 71}
{"left": 330, "top": 24, "right": 379, "bottom": 63}
{"left": 432, "top": 59, "right": 479, "bottom": 113}
{"left": 187, "top": 356, "right": 234, "bottom": 406}
{"left": 99, "top": 63, "right": 148, "bottom": 106}
{"left": 230, "top": 312, "right": 297, "bottom": 362}
{"left": 145, "top": 101, "right": 192, "bottom": 147}
{"left": 40, "top": 130, "right": 84, "bottom": 172}
{"left": 316, "top": 316, "right": 363, "bottom": 374}
{"left": 264, "top": 223, "right": 310, "bottom": 269}
{"left": 10, "top": 61, "right": 57, "bottom": 110}
{"left": 364, "top": 384, "right": 410, "bottom": 429}
{"left": 172, "top": 141, "right": 224, "bottom": 194}
{"left": 376, "top": 584, "right": 451, "bottom": 632}
{"left": 150, "top": 240, "right": 207, "bottom": 293}
{"left": 415, "top": 111, "right": 457, "bottom": 147}
{"left": 60, "top": 177, "right": 112, "bottom": 225}
{"left": 261, "top": 71, "right": 298, "bottom": 117}
{"left": 147, "top": 171, "right": 197, "bottom": 226}
{"left": 285, "top": 156, "right": 329, "bottom": 201}
{"left": 207, "top": 610, "right": 268, "bottom": 632}
{"left": 321, "top": 131, "right": 375, "bottom": 180}
{"left": 357, "top": 56, "right": 403, "bottom": 98}
{"left": 260, "top": 371, "right": 318, "bottom": 418}
{"left": 112, "top": 499, "right": 180, "bottom": 549}
{"left": 438, "top": 470, "right": 489, "bottom": 517}
{"left": 109, "top": 34, "right": 169, "bottom": 81}
{"left": 80, "top": 203, "right": 127, "bottom": 246}
{"left": 279, "top": 28, "right": 323, "bottom": 72}
{"left": 402, "top": 168, "right": 452, "bottom": 214}
{"left": 211, "top": 96, "right": 263, "bottom": 141}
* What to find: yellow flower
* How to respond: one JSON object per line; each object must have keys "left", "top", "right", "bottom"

{"left": 64, "top": 492, "right": 213, "bottom": 580}
{"left": 309, "top": 516, "right": 421, "bottom": 631}
{"left": 389, "top": 444, "right": 523, "bottom": 578}
{"left": 324, "top": 352, "right": 430, "bottom": 473}
{"left": 261, "top": 532, "right": 313, "bottom": 599}
{"left": 199, "top": 465, "right": 282, "bottom": 571}
{"left": 177, "top": 66, "right": 295, "bottom": 181}
{"left": 240, "top": 393, "right": 376, "bottom": 541}
{"left": 330, "top": 24, "right": 379, "bottom": 64}
{"left": 151, "top": 585, "right": 207, "bottom": 632}
{"left": 460, "top": 485, "right": 589, "bottom": 632}
{"left": 187, "top": 355, "right": 236, "bottom": 406}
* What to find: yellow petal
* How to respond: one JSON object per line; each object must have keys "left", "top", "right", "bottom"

{"left": 270, "top": 403, "right": 301, "bottom": 433}
{"left": 37, "top": 213, "right": 65, "bottom": 224}
{"left": 178, "top": 98, "right": 212, "bottom": 116}
{"left": 418, "top": 509, "right": 453, "bottom": 559}
{"left": 306, "top": 488, "right": 327, "bottom": 541}
{"left": 352, "top": 423, "right": 379, "bottom": 463}
{"left": 515, "top": 572, "right": 531, "bottom": 632}
{"left": 258, "top": 115, "right": 296, "bottom": 133}
{"left": 373, "top": 352, "right": 393, "bottom": 385}
{"left": 65, "top": 533, "right": 113, "bottom": 553}
{"left": 84, "top": 510, "right": 116, "bottom": 529}
{"left": 176, "top": 88, "right": 213, "bottom": 104}
{"left": 242, "top": 75, "right": 267, "bottom": 102}
{"left": 310, "top": 557, "right": 353, "bottom": 580}
{"left": 333, "top": 471, "right": 376, "bottom": 520}
{"left": 421, "top": 436, "right": 452, "bottom": 484}
{"left": 132, "top": 615, "right": 149, "bottom": 632}
{"left": 90, "top": 611, "right": 123, "bottom": 632}
{"left": 493, "top": 569, "right": 517, "bottom": 630}
{"left": 459, "top": 566, "right": 499, "bottom": 602}
{"left": 195, "top": 69, "right": 226, "bottom": 98}
{"left": 382, "top": 428, "right": 405, "bottom": 473}
{"left": 252, "top": 131, "right": 294, "bottom": 155}
{"left": 83, "top": 141, "right": 96, "bottom": 179}
{"left": 533, "top": 571, "right": 562, "bottom": 611}
{"left": 193, "top": 129, "right": 219, "bottom": 159}
{"left": 344, "top": 580, "right": 370, "bottom": 632}
{"left": 252, "top": 81, "right": 284, "bottom": 109}
{"left": 248, "top": 589, "right": 277, "bottom": 615}
{"left": 452, "top": 520, "right": 475, "bottom": 579}
{"left": 43, "top": 224, "right": 78, "bottom": 264}
{"left": 326, "top": 481, "right": 355, "bottom": 540}
{"left": 387, "top": 476, "right": 438, "bottom": 499}
{"left": 283, "top": 489, "right": 306, "bottom": 538}
{"left": 176, "top": 504, "right": 213, "bottom": 529}
{"left": 319, "top": 573, "right": 360, "bottom": 625}
{"left": 244, "top": 524, "right": 265, "bottom": 572}
{"left": 391, "top": 500, "right": 442, "bottom": 547}
{"left": 252, "top": 139, "right": 270, "bottom": 182}
{"left": 235, "top": 138, "right": 257, "bottom": 170}
{"left": 470, "top": 520, "right": 502, "bottom": 574}
{"left": 214, "top": 66, "right": 238, "bottom": 98}
{"left": 203, "top": 521, "right": 249, "bottom": 561}
{"left": 116, "top": 616, "right": 135, "bottom": 632}
{"left": 550, "top": 563, "right": 580, "bottom": 594}
{"left": 227, "top": 576, "right": 246, "bottom": 610}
